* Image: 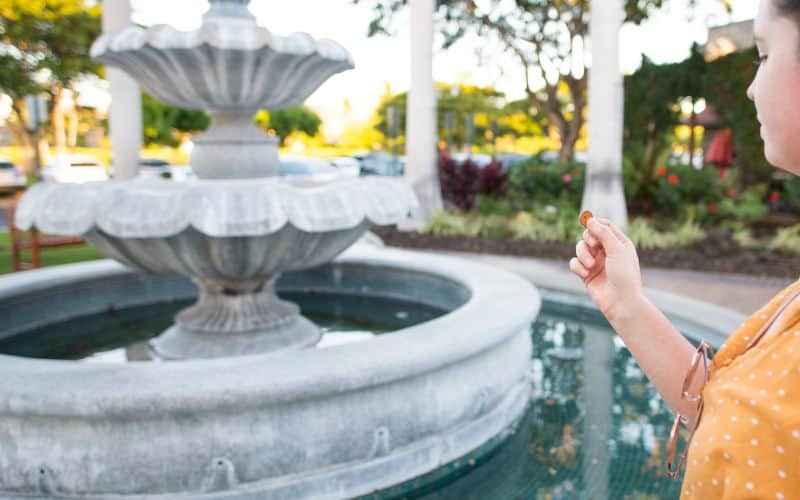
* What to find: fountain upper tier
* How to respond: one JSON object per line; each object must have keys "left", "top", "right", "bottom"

{"left": 90, "top": 7, "right": 354, "bottom": 113}
{"left": 90, "top": 0, "right": 354, "bottom": 179}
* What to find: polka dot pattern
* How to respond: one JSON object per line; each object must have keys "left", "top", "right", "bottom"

{"left": 680, "top": 278, "right": 800, "bottom": 499}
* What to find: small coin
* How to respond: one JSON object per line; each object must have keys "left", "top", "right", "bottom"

{"left": 579, "top": 210, "right": 593, "bottom": 228}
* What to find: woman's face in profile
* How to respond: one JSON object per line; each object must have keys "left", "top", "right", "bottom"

{"left": 747, "top": 0, "right": 800, "bottom": 173}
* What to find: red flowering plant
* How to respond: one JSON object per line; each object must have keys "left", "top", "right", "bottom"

{"left": 649, "top": 163, "right": 732, "bottom": 223}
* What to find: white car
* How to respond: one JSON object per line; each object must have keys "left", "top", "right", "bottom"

{"left": 279, "top": 156, "right": 348, "bottom": 183}
{"left": 134, "top": 158, "right": 195, "bottom": 182}
{"left": 43, "top": 154, "right": 109, "bottom": 183}
{"left": 0, "top": 158, "right": 26, "bottom": 193}
{"left": 328, "top": 157, "right": 361, "bottom": 178}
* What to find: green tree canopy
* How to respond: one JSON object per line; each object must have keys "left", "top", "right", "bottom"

{"left": 355, "top": 0, "right": 730, "bottom": 164}
{"left": 374, "top": 83, "right": 545, "bottom": 151}
{"left": 254, "top": 106, "right": 322, "bottom": 145}
{"left": 142, "top": 93, "right": 210, "bottom": 147}
{"left": 0, "top": 0, "right": 101, "bottom": 171}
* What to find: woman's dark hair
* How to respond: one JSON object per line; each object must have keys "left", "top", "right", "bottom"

{"left": 774, "top": 0, "right": 800, "bottom": 30}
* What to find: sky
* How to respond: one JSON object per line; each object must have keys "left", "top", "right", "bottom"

{"left": 82, "top": 0, "right": 758, "bottom": 128}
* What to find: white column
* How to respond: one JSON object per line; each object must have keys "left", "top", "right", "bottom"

{"left": 581, "top": 325, "right": 614, "bottom": 499}
{"left": 102, "top": 0, "right": 141, "bottom": 179}
{"left": 581, "top": 0, "right": 628, "bottom": 230}
{"left": 404, "top": 0, "right": 442, "bottom": 222}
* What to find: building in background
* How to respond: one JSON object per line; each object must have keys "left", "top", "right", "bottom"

{"left": 705, "top": 19, "right": 754, "bottom": 61}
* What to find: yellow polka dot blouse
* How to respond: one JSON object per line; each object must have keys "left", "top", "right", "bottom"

{"left": 681, "top": 279, "right": 800, "bottom": 498}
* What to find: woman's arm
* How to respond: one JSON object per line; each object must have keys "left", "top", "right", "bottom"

{"left": 607, "top": 292, "right": 705, "bottom": 424}
{"left": 570, "top": 218, "right": 706, "bottom": 424}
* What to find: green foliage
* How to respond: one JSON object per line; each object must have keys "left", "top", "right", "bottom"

{"left": 623, "top": 50, "right": 699, "bottom": 184}
{"left": 374, "top": 84, "right": 543, "bottom": 150}
{"left": 0, "top": 0, "right": 101, "bottom": 99}
{"left": 717, "top": 183, "right": 768, "bottom": 222}
{"left": 508, "top": 205, "right": 583, "bottom": 243}
{"left": 505, "top": 157, "right": 585, "bottom": 211}
{"left": 731, "top": 226, "right": 761, "bottom": 250}
{"left": 778, "top": 176, "right": 800, "bottom": 213}
{"left": 423, "top": 211, "right": 484, "bottom": 237}
{"left": 142, "top": 93, "right": 210, "bottom": 147}
{"left": 704, "top": 48, "right": 769, "bottom": 188}
{"left": 425, "top": 203, "right": 582, "bottom": 243}
{"left": 767, "top": 224, "right": 800, "bottom": 254}
{"left": 357, "top": 0, "right": 728, "bottom": 164}
{"left": 254, "top": 106, "right": 322, "bottom": 146}
{"left": 625, "top": 217, "right": 706, "bottom": 250}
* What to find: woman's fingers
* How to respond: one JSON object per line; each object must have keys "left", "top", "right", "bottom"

{"left": 587, "top": 218, "right": 625, "bottom": 256}
{"left": 596, "top": 217, "right": 629, "bottom": 245}
{"left": 569, "top": 257, "right": 589, "bottom": 280}
{"left": 576, "top": 240, "right": 596, "bottom": 268}
{"left": 583, "top": 229, "right": 600, "bottom": 250}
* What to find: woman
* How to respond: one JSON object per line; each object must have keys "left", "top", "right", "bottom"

{"left": 569, "top": 0, "right": 800, "bottom": 497}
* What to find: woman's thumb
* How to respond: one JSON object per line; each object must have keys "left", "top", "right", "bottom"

{"left": 587, "top": 218, "right": 624, "bottom": 256}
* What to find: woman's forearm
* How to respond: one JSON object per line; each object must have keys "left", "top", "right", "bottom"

{"left": 606, "top": 293, "right": 704, "bottom": 422}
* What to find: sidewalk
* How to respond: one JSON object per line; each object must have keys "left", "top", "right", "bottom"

{"left": 438, "top": 250, "right": 795, "bottom": 315}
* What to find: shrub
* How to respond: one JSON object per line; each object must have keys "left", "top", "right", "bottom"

{"left": 437, "top": 152, "right": 508, "bottom": 212}
{"left": 423, "top": 211, "right": 483, "bottom": 236}
{"left": 767, "top": 224, "right": 800, "bottom": 254}
{"left": 505, "top": 158, "right": 585, "bottom": 210}
{"left": 626, "top": 217, "right": 706, "bottom": 249}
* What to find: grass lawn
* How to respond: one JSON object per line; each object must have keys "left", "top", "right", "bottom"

{"left": 0, "top": 232, "right": 104, "bottom": 275}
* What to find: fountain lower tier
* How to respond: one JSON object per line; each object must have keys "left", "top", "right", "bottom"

{"left": 0, "top": 244, "right": 540, "bottom": 499}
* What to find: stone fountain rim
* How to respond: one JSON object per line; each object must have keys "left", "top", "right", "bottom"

{"left": 0, "top": 244, "right": 540, "bottom": 417}
{"left": 14, "top": 176, "right": 419, "bottom": 237}
{"left": 90, "top": 22, "right": 355, "bottom": 68}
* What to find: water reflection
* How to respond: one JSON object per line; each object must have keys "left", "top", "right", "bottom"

{"left": 412, "top": 306, "right": 684, "bottom": 500}
{"left": 0, "top": 293, "right": 445, "bottom": 362}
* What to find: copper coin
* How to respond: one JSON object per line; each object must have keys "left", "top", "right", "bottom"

{"left": 579, "top": 210, "right": 593, "bottom": 228}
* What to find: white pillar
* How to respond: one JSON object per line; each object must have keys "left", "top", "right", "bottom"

{"left": 581, "top": 325, "right": 614, "bottom": 499}
{"left": 404, "top": 0, "right": 442, "bottom": 222}
{"left": 102, "top": 0, "right": 141, "bottom": 179}
{"left": 581, "top": 0, "right": 628, "bottom": 230}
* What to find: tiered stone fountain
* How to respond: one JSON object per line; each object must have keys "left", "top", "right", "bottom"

{"left": 17, "top": 0, "right": 417, "bottom": 360}
{"left": 1, "top": 1, "right": 539, "bottom": 497}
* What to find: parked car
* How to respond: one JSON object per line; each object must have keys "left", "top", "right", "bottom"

{"left": 279, "top": 156, "right": 344, "bottom": 183}
{"left": 354, "top": 152, "right": 405, "bottom": 176}
{"left": 42, "top": 154, "right": 108, "bottom": 183}
{"left": 134, "top": 158, "right": 195, "bottom": 181}
{"left": 449, "top": 153, "right": 493, "bottom": 168}
{"left": 137, "top": 158, "right": 172, "bottom": 180}
{"left": 495, "top": 153, "right": 531, "bottom": 169}
{"left": 328, "top": 157, "right": 362, "bottom": 178}
{"left": 538, "top": 150, "right": 588, "bottom": 164}
{"left": 109, "top": 157, "right": 356, "bottom": 184}
{"left": 0, "top": 157, "right": 26, "bottom": 193}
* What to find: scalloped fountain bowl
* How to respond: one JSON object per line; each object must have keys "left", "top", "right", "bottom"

{"left": 16, "top": 176, "right": 417, "bottom": 359}
{"left": 0, "top": 244, "right": 539, "bottom": 498}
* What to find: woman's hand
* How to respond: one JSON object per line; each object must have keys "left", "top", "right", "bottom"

{"left": 569, "top": 217, "right": 645, "bottom": 320}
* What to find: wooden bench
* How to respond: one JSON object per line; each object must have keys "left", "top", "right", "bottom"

{"left": 3, "top": 205, "right": 85, "bottom": 271}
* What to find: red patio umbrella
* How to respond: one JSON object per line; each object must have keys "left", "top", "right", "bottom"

{"left": 704, "top": 127, "right": 734, "bottom": 168}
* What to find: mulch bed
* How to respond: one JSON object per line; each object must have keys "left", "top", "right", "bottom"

{"left": 372, "top": 226, "right": 800, "bottom": 279}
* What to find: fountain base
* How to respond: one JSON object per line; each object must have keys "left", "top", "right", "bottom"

{"left": 149, "top": 277, "right": 321, "bottom": 360}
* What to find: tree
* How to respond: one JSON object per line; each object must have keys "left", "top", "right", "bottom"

{"left": 254, "top": 106, "right": 322, "bottom": 146}
{"left": 142, "top": 93, "right": 210, "bottom": 147}
{"left": 374, "top": 83, "right": 545, "bottom": 151}
{"left": 355, "top": 0, "right": 726, "bottom": 165}
{"left": 0, "top": 0, "right": 101, "bottom": 173}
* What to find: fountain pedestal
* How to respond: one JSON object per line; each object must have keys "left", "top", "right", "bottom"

{"left": 150, "top": 277, "right": 320, "bottom": 360}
